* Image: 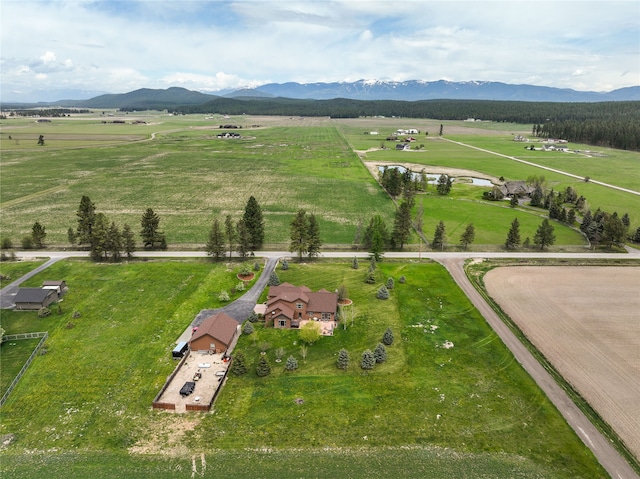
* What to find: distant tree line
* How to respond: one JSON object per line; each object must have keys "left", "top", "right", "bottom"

{"left": 1, "top": 108, "right": 91, "bottom": 117}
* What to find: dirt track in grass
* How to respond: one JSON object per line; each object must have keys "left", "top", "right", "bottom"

{"left": 484, "top": 266, "right": 640, "bottom": 461}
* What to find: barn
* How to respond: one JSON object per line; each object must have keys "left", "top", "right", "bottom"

{"left": 189, "top": 312, "right": 239, "bottom": 354}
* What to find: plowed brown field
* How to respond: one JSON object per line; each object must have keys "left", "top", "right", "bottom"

{"left": 484, "top": 266, "right": 640, "bottom": 461}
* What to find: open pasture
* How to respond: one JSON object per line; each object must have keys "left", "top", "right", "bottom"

{"left": 0, "top": 259, "right": 605, "bottom": 478}
{"left": 484, "top": 266, "right": 640, "bottom": 461}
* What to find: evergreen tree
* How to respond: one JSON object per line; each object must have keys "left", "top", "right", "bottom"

{"left": 281, "top": 258, "right": 289, "bottom": 270}
{"left": 285, "top": 355, "right": 298, "bottom": 371}
{"left": 289, "top": 209, "right": 309, "bottom": 261}
{"left": 206, "top": 218, "right": 225, "bottom": 260}
{"left": 376, "top": 284, "right": 390, "bottom": 299}
{"left": 31, "top": 221, "right": 46, "bottom": 248}
{"left": 336, "top": 348, "right": 350, "bottom": 370}
{"left": 67, "top": 227, "right": 76, "bottom": 246}
{"left": 256, "top": 355, "right": 271, "bottom": 377}
{"left": 121, "top": 223, "right": 136, "bottom": 258}
{"left": 230, "top": 351, "right": 248, "bottom": 375}
{"left": 90, "top": 213, "right": 109, "bottom": 261}
{"left": 567, "top": 209, "right": 576, "bottom": 226}
{"left": 414, "top": 200, "right": 424, "bottom": 234}
{"left": 633, "top": 226, "right": 640, "bottom": 243}
{"left": 76, "top": 195, "right": 96, "bottom": 246}
{"left": 360, "top": 350, "right": 375, "bottom": 370}
{"left": 509, "top": 196, "right": 518, "bottom": 207}
{"left": 386, "top": 277, "right": 395, "bottom": 289}
{"left": 374, "top": 343, "right": 387, "bottom": 363}
{"left": 351, "top": 256, "right": 359, "bottom": 269}
{"left": 602, "top": 213, "right": 626, "bottom": 248}
{"left": 436, "top": 174, "right": 453, "bottom": 195}
{"left": 243, "top": 321, "right": 254, "bottom": 335}
{"left": 243, "top": 196, "right": 265, "bottom": 251}
{"left": 534, "top": 218, "right": 556, "bottom": 250}
{"left": 140, "top": 208, "right": 166, "bottom": 250}
{"left": 105, "top": 222, "right": 122, "bottom": 261}
{"left": 432, "top": 220, "right": 446, "bottom": 250}
{"left": 235, "top": 218, "right": 252, "bottom": 259}
{"left": 505, "top": 217, "right": 521, "bottom": 250}
{"left": 307, "top": 213, "right": 322, "bottom": 258}
{"left": 459, "top": 223, "right": 475, "bottom": 250}
{"left": 382, "top": 327, "right": 394, "bottom": 345}
{"left": 225, "top": 214, "right": 235, "bottom": 258}
{"left": 621, "top": 213, "right": 631, "bottom": 229}
{"left": 392, "top": 200, "right": 412, "bottom": 249}
{"left": 268, "top": 271, "right": 280, "bottom": 286}
{"left": 529, "top": 185, "right": 544, "bottom": 207}
{"left": 363, "top": 215, "right": 389, "bottom": 261}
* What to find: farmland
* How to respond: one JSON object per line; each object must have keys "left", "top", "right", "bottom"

{"left": 0, "top": 259, "right": 607, "bottom": 478}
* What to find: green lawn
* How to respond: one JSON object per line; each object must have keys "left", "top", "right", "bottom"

{"left": 0, "top": 259, "right": 605, "bottom": 478}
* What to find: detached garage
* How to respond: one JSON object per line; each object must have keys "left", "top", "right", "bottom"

{"left": 14, "top": 288, "right": 57, "bottom": 311}
{"left": 190, "top": 312, "right": 239, "bottom": 354}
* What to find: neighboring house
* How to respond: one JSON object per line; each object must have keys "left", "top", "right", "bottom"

{"left": 266, "top": 283, "right": 338, "bottom": 330}
{"left": 42, "top": 280, "right": 67, "bottom": 298}
{"left": 395, "top": 143, "right": 410, "bottom": 151}
{"left": 14, "top": 288, "right": 57, "bottom": 311}
{"left": 499, "top": 180, "right": 534, "bottom": 198}
{"left": 190, "top": 312, "right": 239, "bottom": 354}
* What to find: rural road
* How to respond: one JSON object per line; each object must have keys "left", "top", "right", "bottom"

{"left": 3, "top": 248, "right": 639, "bottom": 478}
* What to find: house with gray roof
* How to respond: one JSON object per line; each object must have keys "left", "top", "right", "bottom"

{"left": 14, "top": 288, "right": 57, "bottom": 311}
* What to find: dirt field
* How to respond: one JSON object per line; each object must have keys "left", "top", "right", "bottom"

{"left": 484, "top": 266, "right": 640, "bottom": 460}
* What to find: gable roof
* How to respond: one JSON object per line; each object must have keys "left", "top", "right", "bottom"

{"left": 190, "top": 312, "right": 238, "bottom": 346}
{"left": 307, "top": 290, "right": 338, "bottom": 314}
{"left": 266, "top": 284, "right": 337, "bottom": 317}
{"left": 14, "top": 288, "right": 56, "bottom": 304}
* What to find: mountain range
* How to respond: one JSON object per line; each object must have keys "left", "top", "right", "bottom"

{"left": 2, "top": 80, "right": 638, "bottom": 107}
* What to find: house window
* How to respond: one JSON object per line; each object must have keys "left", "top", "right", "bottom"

{"left": 210, "top": 343, "right": 216, "bottom": 350}
{"left": 279, "top": 320, "right": 287, "bottom": 327}
{"left": 296, "top": 303, "right": 303, "bottom": 309}
{"left": 321, "top": 312, "right": 331, "bottom": 321}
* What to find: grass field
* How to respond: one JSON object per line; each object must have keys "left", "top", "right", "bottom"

{"left": 0, "top": 259, "right": 605, "bottom": 478}
{"left": 1, "top": 113, "right": 637, "bottom": 250}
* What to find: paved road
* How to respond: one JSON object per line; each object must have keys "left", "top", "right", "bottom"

{"left": 3, "top": 249, "right": 640, "bottom": 477}
{"left": 0, "top": 256, "right": 65, "bottom": 309}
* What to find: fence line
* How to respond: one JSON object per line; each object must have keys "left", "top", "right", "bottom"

{"left": 0, "top": 332, "right": 48, "bottom": 407}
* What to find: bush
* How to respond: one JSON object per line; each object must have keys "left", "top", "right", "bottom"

{"left": 253, "top": 262, "right": 261, "bottom": 271}
{"left": 65, "top": 322, "right": 75, "bottom": 329}
{"left": 240, "top": 264, "right": 251, "bottom": 276}
{"left": 398, "top": 275, "right": 406, "bottom": 284}
{"left": 38, "top": 307, "right": 51, "bottom": 318}
{"left": 382, "top": 327, "right": 394, "bottom": 346}
{"left": 236, "top": 281, "right": 246, "bottom": 292}
{"left": 386, "top": 277, "right": 395, "bottom": 289}
{"left": 247, "top": 311, "right": 259, "bottom": 323}
{"left": 281, "top": 259, "right": 289, "bottom": 270}
{"left": 21, "top": 236, "right": 33, "bottom": 250}
{"left": 256, "top": 355, "right": 271, "bottom": 377}
{"left": 218, "top": 290, "right": 230, "bottom": 302}
{"left": 268, "top": 271, "right": 281, "bottom": 286}
{"left": 285, "top": 355, "right": 298, "bottom": 371}
{"left": 337, "top": 284, "right": 348, "bottom": 301}
{"left": 243, "top": 321, "right": 254, "bottom": 335}
{"left": 300, "top": 321, "right": 321, "bottom": 344}
{"left": 72, "top": 311, "right": 82, "bottom": 319}
{"left": 376, "top": 284, "right": 390, "bottom": 300}
{"left": 231, "top": 351, "right": 248, "bottom": 375}
{"left": 1, "top": 238, "right": 13, "bottom": 249}
{"left": 336, "top": 348, "right": 350, "bottom": 370}
{"left": 360, "top": 349, "right": 375, "bottom": 370}
{"left": 365, "top": 271, "right": 376, "bottom": 284}
{"left": 351, "top": 257, "right": 359, "bottom": 269}
{"left": 374, "top": 343, "right": 387, "bottom": 363}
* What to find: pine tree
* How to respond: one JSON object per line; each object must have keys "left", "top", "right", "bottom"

{"left": 382, "top": 327, "right": 394, "bottom": 345}
{"left": 285, "top": 355, "right": 298, "bottom": 371}
{"left": 230, "top": 351, "right": 248, "bottom": 375}
{"left": 363, "top": 215, "right": 389, "bottom": 261}
{"left": 386, "top": 277, "right": 395, "bottom": 289}
{"left": 510, "top": 196, "right": 519, "bottom": 207}
{"left": 105, "top": 222, "right": 122, "bottom": 261}
{"left": 307, "top": 213, "right": 322, "bottom": 258}
{"left": 206, "top": 218, "right": 225, "bottom": 260}
{"left": 121, "top": 223, "right": 136, "bottom": 258}
{"left": 31, "top": 221, "right": 46, "bottom": 248}
{"left": 633, "top": 226, "right": 640, "bottom": 243}
{"left": 140, "top": 208, "right": 166, "bottom": 250}
{"left": 436, "top": 174, "right": 452, "bottom": 195}
{"left": 224, "top": 214, "right": 235, "bottom": 258}
{"left": 256, "top": 355, "right": 271, "bottom": 377}
{"left": 76, "top": 195, "right": 96, "bottom": 246}
{"left": 268, "top": 271, "right": 280, "bottom": 286}
{"left": 505, "top": 218, "right": 521, "bottom": 250}
{"left": 529, "top": 185, "right": 544, "bottom": 207}
{"left": 243, "top": 321, "right": 254, "bottom": 335}
{"left": 374, "top": 343, "right": 387, "bottom": 363}
{"left": 336, "top": 348, "right": 350, "bottom": 370}
{"left": 235, "top": 218, "right": 251, "bottom": 259}
{"left": 534, "top": 218, "right": 556, "bottom": 250}
{"left": 376, "top": 284, "right": 390, "bottom": 299}
{"left": 351, "top": 256, "right": 359, "bottom": 269}
{"left": 360, "top": 350, "right": 375, "bottom": 370}
{"left": 289, "top": 209, "right": 309, "bottom": 261}
{"left": 392, "top": 200, "right": 412, "bottom": 249}
{"left": 67, "top": 227, "right": 77, "bottom": 246}
{"left": 432, "top": 220, "right": 446, "bottom": 250}
{"left": 243, "top": 196, "right": 265, "bottom": 251}
{"left": 567, "top": 209, "right": 576, "bottom": 226}
{"left": 281, "top": 259, "right": 289, "bottom": 270}
{"left": 90, "top": 213, "right": 109, "bottom": 261}
{"left": 459, "top": 223, "right": 475, "bottom": 250}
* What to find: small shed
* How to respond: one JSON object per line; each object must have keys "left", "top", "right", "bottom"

{"left": 190, "top": 312, "right": 239, "bottom": 354}
{"left": 42, "top": 280, "right": 67, "bottom": 298}
{"left": 14, "top": 288, "right": 57, "bottom": 311}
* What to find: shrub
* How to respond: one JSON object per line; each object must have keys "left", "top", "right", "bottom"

{"left": 337, "top": 284, "right": 348, "bottom": 301}
{"left": 218, "top": 290, "right": 230, "bottom": 302}
{"left": 259, "top": 341, "right": 270, "bottom": 353}
{"left": 256, "top": 355, "right": 271, "bottom": 377}
{"left": 398, "top": 275, "right": 406, "bottom": 284}
{"left": 374, "top": 343, "right": 387, "bottom": 363}
{"left": 351, "top": 256, "right": 359, "bottom": 269}
{"left": 21, "top": 236, "right": 33, "bottom": 250}
{"left": 1, "top": 238, "right": 13, "bottom": 249}
{"left": 365, "top": 271, "right": 376, "bottom": 284}
{"left": 236, "top": 281, "right": 246, "bottom": 292}
{"left": 300, "top": 321, "right": 321, "bottom": 344}
{"left": 72, "top": 311, "right": 82, "bottom": 319}
{"left": 281, "top": 259, "right": 289, "bottom": 270}
{"left": 268, "top": 271, "right": 281, "bottom": 286}
{"left": 382, "top": 327, "right": 394, "bottom": 346}
{"left": 247, "top": 311, "right": 259, "bottom": 323}
{"left": 65, "top": 322, "right": 75, "bottom": 329}
{"left": 243, "top": 321, "right": 254, "bottom": 335}
{"left": 386, "top": 277, "right": 395, "bottom": 289}
{"left": 360, "top": 350, "right": 375, "bottom": 370}
{"left": 285, "top": 355, "right": 298, "bottom": 371}
{"left": 38, "top": 307, "right": 51, "bottom": 318}
{"left": 253, "top": 261, "right": 261, "bottom": 271}
{"left": 336, "top": 348, "right": 350, "bottom": 370}
{"left": 275, "top": 347, "right": 285, "bottom": 361}
{"left": 376, "top": 285, "right": 390, "bottom": 300}
{"left": 231, "top": 351, "right": 248, "bottom": 376}
{"left": 240, "top": 264, "right": 251, "bottom": 276}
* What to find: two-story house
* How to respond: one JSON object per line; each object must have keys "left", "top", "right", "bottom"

{"left": 265, "top": 283, "right": 338, "bottom": 332}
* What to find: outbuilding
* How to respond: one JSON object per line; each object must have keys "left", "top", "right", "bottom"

{"left": 189, "top": 312, "right": 239, "bottom": 354}
{"left": 14, "top": 288, "right": 57, "bottom": 311}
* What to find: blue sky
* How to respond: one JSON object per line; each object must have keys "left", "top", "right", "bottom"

{"left": 1, "top": 0, "right": 639, "bottom": 101}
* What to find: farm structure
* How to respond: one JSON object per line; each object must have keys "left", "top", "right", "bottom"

{"left": 266, "top": 283, "right": 338, "bottom": 334}
{"left": 190, "top": 311, "right": 240, "bottom": 354}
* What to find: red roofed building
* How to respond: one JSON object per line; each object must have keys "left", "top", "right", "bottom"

{"left": 190, "top": 312, "right": 239, "bottom": 354}
{"left": 266, "top": 283, "right": 338, "bottom": 333}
